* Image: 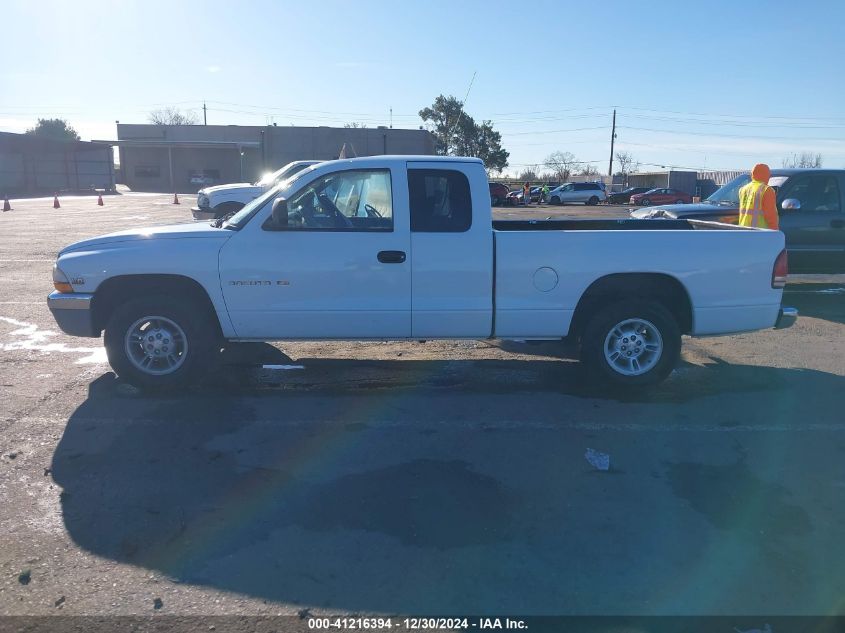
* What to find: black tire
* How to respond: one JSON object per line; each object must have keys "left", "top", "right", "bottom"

{"left": 641, "top": 198, "right": 651, "bottom": 206}
{"left": 550, "top": 196, "right": 561, "bottom": 205}
{"left": 579, "top": 300, "right": 681, "bottom": 388}
{"left": 587, "top": 196, "right": 600, "bottom": 206}
{"left": 212, "top": 201, "right": 244, "bottom": 219}
{"left": 104, "top": 294, "right": 219, "bottom": 391}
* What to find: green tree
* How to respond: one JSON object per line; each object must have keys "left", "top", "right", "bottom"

{"left": 25, "top": 118, "right": 80, "bottom": 141}
{"left": 419, "top": 94, "right": 509, "bottom": 174}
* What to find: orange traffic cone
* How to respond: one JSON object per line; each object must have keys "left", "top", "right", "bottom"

{"left": 97, "top": 194, "right": 104, "bottom": 206}
{"left": 2, "top": 196, "right": 10, "bottom": 212}
{"left": 53, "top": 193, "right": 60, "bottom": 209}
{"left": 172, "top": 193, "right": 180, "bottom": 205}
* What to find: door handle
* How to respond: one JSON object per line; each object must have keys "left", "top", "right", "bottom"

{"left": 831, "top": 219, "right": 845, "bottom": 229}
{"left": 377, "top": 250, "right": 406, "bottom": 264}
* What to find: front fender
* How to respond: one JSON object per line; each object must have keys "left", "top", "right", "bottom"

{"left": 56, "top": 238, "right": 236, "bottom": 338}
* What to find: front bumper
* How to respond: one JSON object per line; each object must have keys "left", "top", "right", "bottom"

{"left": 775, "top": 306, "right": 798, "bottom": 329}
{"left": 47, "top": 291, "right": 98, "bottom": 337}
{"left": 191, "top": 207, "right": 215, "bottom": 221}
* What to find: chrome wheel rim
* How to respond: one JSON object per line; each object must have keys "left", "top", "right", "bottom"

{"left": 124, "top": 315, "right": 188, "bottom": 376}
{"left": 603, "top": 318, "right": 663, "bottom": 376}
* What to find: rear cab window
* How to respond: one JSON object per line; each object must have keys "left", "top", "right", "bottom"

{"left": 408, "top": 169, "right": 472, "bottom": 232}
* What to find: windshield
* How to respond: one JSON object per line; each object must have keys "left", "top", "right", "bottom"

{"left": 255, "top": 169, "right": 285, "bottom": 187}
{"left": 705, "top": 174, "right": 750, "bottom": 204}
{"left": 254, "top": 162, "right": 312, "bottom": 187}
{"left": 224, "top": 170, "right": 313, "bottom": 229}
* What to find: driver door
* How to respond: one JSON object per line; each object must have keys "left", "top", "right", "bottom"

{"left": 559, "top": 183, "right": 576, "bottom": 203}
{"left": 778, "top": 174, "right": 845, "bottom": 273}
{"left": 219, "top": 166, "right": 412, "bottom": 339}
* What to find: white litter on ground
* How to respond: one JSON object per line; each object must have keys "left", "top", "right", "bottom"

{"left": 584, "top": 448, "right": 611, "bottom": 471}
{"left": 0, "top": 316, "right": 108, "bottom": 365}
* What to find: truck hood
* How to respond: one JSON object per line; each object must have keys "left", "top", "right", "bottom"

{"left": 630, "top": 201, "right": 739, "bottom": 219}
{"left": 60, "top": 222, "right": 233, "bottom": 254}
{"left": 200, "top": 183, "right": 264, "bottom": 197}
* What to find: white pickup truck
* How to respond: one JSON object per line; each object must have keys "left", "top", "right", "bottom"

{"left": 192, "top": 160, "right": 320, "bottom": 221}
{"left": 48, "top": 156, "right": 796, "bottom": 391}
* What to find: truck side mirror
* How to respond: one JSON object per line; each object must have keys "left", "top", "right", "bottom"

{"left": 781, "top": 198, "right": 801, "bottom": 211}
{"left": 271, "top": 197, "right": 288, "bottom": 228}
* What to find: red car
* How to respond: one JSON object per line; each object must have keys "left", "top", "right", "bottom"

{"left": 629, "top": 188, "right": 693, "bottom": 206}
{"left": 489, "top": 182, "right": 510, "bottom": 206}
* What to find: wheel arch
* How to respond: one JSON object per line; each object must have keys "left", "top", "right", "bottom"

{"left": 92, "top": 274, "right": 222, "bottom": 336}
{"left": 570, "top": 273, "right": 693, "bottom": 339}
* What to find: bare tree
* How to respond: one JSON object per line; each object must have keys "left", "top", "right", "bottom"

{"left": 614, "top": 150, "right": 637, "bottom": 175}
{"left": 148, "top": 106, "right": 199, "bottom": 125}
{"left": 782, "top": 152, "right": 822, "bottom": 168}
{"left": 516, "top": 168, "right": 538, "bottom": 181}
{"left": 344, "top": 122, "right": 368, "bottom": 128}
{"left": 578, "top": 164, "right": 601, "bottom": 178}
{"left": 544, "top": 151, "right": 578, "bottom": 182}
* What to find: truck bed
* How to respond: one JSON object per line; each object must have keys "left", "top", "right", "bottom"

{"left": 491, "top": 219, "right": 784, "bottom": 339}
{"left": 492, "top": 218, "right": 746, "bottom": 232}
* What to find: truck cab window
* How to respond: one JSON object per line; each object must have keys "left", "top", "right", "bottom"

{"left": 281, "top": 169, "right": 393, "bottom": 231}
{"left": 408, "top": 169, "right": 472, "bottom": 232}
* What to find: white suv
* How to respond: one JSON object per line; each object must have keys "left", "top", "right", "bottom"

{"left": 192, "top": 160, "right": 321, "bottom": 220}
{"left": 548, "top": 182, "right": 606, "bottom": 205}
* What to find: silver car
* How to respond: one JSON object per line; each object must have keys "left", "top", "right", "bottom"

{"left": 548, "top": 182, "right": 607, "bottom": 205}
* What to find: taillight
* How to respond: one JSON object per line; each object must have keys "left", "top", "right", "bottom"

{"left": 772, "top": 249, "right": 788, "bottom": 288}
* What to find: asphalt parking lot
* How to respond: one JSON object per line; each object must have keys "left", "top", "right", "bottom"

{"left": 1, "top": 193, "right": 844, "bottom": 616}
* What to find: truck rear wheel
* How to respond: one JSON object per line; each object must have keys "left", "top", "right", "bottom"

{"left": 580, "top": 300, "right": 680, "bottom": 387}
{"left": 104, "top": 294, "right": 218, "bottom": 391}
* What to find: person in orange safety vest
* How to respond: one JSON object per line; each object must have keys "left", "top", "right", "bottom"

{"left": 738, "top": 163, "right": 779, "bottom": 229}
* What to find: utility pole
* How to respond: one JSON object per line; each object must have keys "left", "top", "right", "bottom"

{"left": 608, "top": 109, "right": 616, "bottom": 176}
{"left": 203, "top": 101, "right": 207, "bottom": 126}
{"left": 390, "top": 107, "right": 393, "bottom": 129}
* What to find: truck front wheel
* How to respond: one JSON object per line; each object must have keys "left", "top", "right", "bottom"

{"left": 213, "top": 202, "right": 244, "bottom": 219}
{"left": 580, "top": 301, "right": 680, "bottom": 387}
{"left": 104, "top": 294, "right": 218, "bottom": 391}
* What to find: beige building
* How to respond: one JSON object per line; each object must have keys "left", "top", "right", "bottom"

{"left": 0, "top": 131, "right": 114, "bottom": 195}
{"left": 112, "top": 124, "right": 435, "bottom": 192}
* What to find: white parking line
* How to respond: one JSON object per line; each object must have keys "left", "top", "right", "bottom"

{"left": 0, "top": 316, "right": 107, "bottom": 365}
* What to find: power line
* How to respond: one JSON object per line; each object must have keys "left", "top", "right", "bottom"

{"left": 619, "top": 125, "right": 845, "bottom": 142}
{"left": 621, "top": 113, "right": 845, "bottom": 130}
{"left": 501, "top": 125, "right": 608, "bottom": 136}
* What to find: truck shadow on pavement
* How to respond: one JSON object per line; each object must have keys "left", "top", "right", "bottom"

{"left": 49, "top": 348, "right": 845, "bottom": 612}
{"left": 201, "top": 342, "right": 827, "bottom": 405}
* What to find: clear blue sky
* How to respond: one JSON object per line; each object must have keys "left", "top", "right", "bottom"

{"left": 3, "top": 0, "right": 845, "bottom": 174}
